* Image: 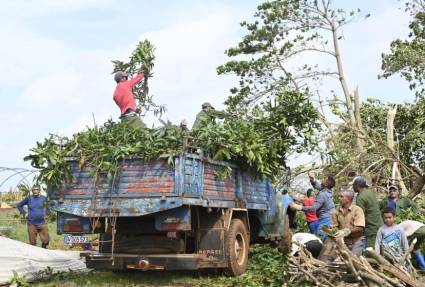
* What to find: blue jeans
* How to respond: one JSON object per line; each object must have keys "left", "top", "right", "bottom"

{"left": 347, "top": 237, "right": 365, "bottom": 256}
{"left": 361, "top": 238, "right": 367, "bottom": 254}
{"left": 308, "top": 220, "right": 319, "bottom": 234}
{"left": 316, "top": 217, "right": 332, "bottom": 240}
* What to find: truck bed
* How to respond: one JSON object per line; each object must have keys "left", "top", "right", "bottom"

{"left": 50, "top": 153, "right": 275, "bottom": 217}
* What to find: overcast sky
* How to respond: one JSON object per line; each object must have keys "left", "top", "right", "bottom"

{"left": 0, "top": 0, "right": 414, "bottom": 190}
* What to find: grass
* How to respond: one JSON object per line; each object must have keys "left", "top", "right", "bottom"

{"left": 32, "top": 270, "right": 226, "bottom": 287}
{"left": 0, "top": 209, "right": 70, "bottom": 249}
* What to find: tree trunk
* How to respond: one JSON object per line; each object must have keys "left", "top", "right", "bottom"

{"left": 409, "top": 173, "right": 425, "bottom": 199}
{"left": 331, "top": 21, "right": 364, "bottom": 153}
{"left": 386, "top": 105, "right": 408, "bottom": 192}
{"left": 354, "top": 86, "right": 365, "bottom": 151}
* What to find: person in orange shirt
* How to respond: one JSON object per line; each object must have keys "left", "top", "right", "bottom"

{"left": 113, "top": 71, "right": 146, "bottom": 129}
{"left": 303, "top": 189, "right": 319, "bottom": 233}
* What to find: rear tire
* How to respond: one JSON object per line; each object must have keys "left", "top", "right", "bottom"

{"left": 224, "top": 219, "right": 249, "bottom": 276}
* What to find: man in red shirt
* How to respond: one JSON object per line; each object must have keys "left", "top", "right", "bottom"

{"left": 303, "top": 188, "right": 319, "bottom": 233}
{"left": 113, "top": 71, "right": 146, "bottom": 129}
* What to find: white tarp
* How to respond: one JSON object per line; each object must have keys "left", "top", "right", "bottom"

{"left": 0, "top": 236, "right": 88, "bottom": 284}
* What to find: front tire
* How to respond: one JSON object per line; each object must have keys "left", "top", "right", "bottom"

{"left": 224, "top": 219, "right": 249, "bottom": 276}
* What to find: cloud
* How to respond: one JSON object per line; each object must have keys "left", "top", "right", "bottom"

{"left": 140, "top": 6, "right": 242, "bottom": 126}
{"left": 340, "top": 3, "right": 412, "bottom": 102}
{"left": 0, "top": 0, "right": 113, "bottom": 19}
{"left": 0, "top": 1, "right": 247, "bottom": 182}
{"left": 21, "top": 71, "right": 82, "bottom": 107}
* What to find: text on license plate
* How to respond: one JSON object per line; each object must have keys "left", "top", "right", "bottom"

{"left": 64, "top": 235, "right": 89, "bottom": 244}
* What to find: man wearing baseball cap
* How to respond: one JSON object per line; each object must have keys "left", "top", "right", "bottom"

{"left": 113, "top": 71, "right": 145, "bottom": 129}
{"left": 192, "top": 102, "right": 232, "bottom": 131}
{"left": 352, "top": 176, "right": 383, "bottom": 248}
{"left": 379, "top": 185, "right": 418, "bottom": 215}
{"left": 290, "top": 173, "right": 336, "bottom": 240}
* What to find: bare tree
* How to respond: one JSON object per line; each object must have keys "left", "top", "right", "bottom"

{"left": 219, "top": 0, "right": 369, "bottom": 152}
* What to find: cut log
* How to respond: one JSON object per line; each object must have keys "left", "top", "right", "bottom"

{"left": 366, "top": 248, "right": 419, "bottom": 287}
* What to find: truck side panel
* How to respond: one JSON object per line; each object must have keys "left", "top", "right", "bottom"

{"left": 51, "top": 154, "right": 275, "bottom": 218}
{"left": 241, "top": 171, "right": 271, "bottom": 210}
{"left": 202, "top": 162, "right": 237, "bottom": 200}
{"left": 53, "top": 159, "right": 176, "bottom": 200}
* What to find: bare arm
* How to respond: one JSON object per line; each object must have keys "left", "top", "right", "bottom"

{"left": 350, "top": 226, "right": 364, "bottom": 236}
{"left": 331, "top": 211, "right": 338, "bottom": 228}
{"left": 128, "top": 73, "right": 145, "bottom": 88}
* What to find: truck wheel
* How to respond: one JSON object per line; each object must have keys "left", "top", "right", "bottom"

{"left": 225, "top": 218, "right": 249, "bottom": 276}
{"left": 278, "top": 215, "right": 293, "bottom": 254}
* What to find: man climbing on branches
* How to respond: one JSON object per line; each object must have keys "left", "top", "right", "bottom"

{"left": 111, "top": 40, "right": 165, "bottom": 129}
{"left": 113, "top": 71, "right": 146, "bottom": 129}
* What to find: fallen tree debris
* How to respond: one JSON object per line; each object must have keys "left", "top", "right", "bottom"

{"left": 285, "top": 229, "right": 422, "bottom": 287}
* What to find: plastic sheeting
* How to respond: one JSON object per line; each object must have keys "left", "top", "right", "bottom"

{"left": 0, "top": 236, "right": 88, "bottom": 284}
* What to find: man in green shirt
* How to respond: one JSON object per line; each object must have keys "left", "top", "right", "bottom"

{"left": 352, "top": 176, "right": 383, "bottom": 248}
{"left": 192, "top": 102, "right": 230, "bottom": 131}
{"left": 379, "top": 185, "right": 418, "bottom": 215}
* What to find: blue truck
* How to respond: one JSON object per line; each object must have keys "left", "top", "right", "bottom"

{"left": 49, "top": 152, "right": 291, "bottom": 276}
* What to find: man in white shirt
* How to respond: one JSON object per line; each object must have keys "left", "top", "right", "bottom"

{"left": 291, "top": 232, "right": 323, "bottom": 258}
{"left": 398, "top": 220, "right": 425, "bottom": 270}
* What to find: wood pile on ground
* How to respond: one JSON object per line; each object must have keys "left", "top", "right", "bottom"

{"left": 285, "top": 229, "right": 423, "bottom": 287}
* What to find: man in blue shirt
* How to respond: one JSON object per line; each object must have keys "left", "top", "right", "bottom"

{"left": 291, "top": 173, "right": 336, "bottom": 240}
{"left": 280, "top": 186, "right": 294, "bottom": 208}
{"left": 280, "top": 187, "right": 296, "bottom": 228}
{"left": 17, "top": 185, "right": 50, "bottom": 248}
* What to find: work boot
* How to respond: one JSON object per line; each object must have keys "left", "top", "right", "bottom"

{"left": 413, "top": 251, "right": 425, "bottom": 270}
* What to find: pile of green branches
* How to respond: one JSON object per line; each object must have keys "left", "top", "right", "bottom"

{"left": 24, "top": 120, "right": 184, "bottom": 187}
{"left": 24, "top": 116, "right": 291, "bottom": 187}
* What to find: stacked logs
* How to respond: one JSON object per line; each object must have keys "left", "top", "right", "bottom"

{"left": 285, "top": 230, "right": 422, "bottom": 287}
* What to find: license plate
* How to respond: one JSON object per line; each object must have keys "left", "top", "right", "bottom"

{"left": 64, "top": 235, "right": 89, "bottom": 244}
